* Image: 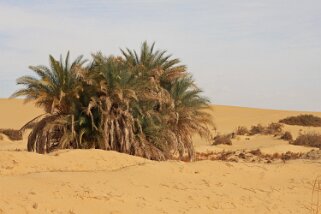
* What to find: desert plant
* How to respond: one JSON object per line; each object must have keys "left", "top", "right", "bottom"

{"left": 12, "top": 52, "right": 90, "bottom": 152}
{"left": 235, "top": 126, "right": 249, "bottom": 135}
{"left": 280, "top": 131, "right": 293, "bottom": 141}
{"left": 248, "top": 123, "right": 283, "bottom": 136}
{"left": 213, "top": 134, "right": 232, "bottom": 145}
{"left": 279, "top": 114, "right": 321, "bottom": 127}
{"left": 249, "top": 124, "right": 265, "bottom": 135}
{"left": 292, "top": 133, "right": 321, "bottom": 149}
{"left": 11, "top": 52, "right": 86, "bottom": 114}
{"left": 13, "top": 42, "right": 214, "bottom": 161}
{"left": 265, "top": 123, "right": 283, "bottom": 135}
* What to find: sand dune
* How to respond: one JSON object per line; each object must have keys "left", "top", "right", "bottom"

{"left": 0, "top": 99, "right": 43, "bottom": 129}
{"left": 0, "top": 99, "right": 321, "bottom": 213}
{"left": 194, "top": 105, "right": 321, "bottom": 154}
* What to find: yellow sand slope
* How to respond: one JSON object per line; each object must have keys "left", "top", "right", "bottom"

{"left": 194, "top": 105, "right": 321, "bottom": 154}
{"left": 0, "top": 99, "right": 321, "bottom": 213}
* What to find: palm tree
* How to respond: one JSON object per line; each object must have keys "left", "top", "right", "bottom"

{"left": 166, "top": 76, "right": 214, "bottom": 160}
{"left": 84, "top": 53, "right": 166, "bottom": 160}
{"left": 121, "top": 41, "right": 186, "bottom": 91}
{"left": 12, "top": 52, "right": 87, "bottom": 153}
{"left": 13, "top": 43, "right": 214, "bottom": 161}
{"left": 120, "top": 42, "right": 214, "bottom": 160}
{"left": 12, "top": 52, "right": 86, "bottom": 114}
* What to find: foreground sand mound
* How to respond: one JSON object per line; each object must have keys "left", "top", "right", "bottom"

{"left": 0, "top": 149, "right": 320, "bottom": 213}
{"left": 1, "top": 99, "right": 321, "bottom": 213}
{"left": 0, "top": 149, "right": 149, "bottom": 176}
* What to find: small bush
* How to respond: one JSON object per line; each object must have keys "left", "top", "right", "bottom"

{"left": 213, "top": 134, "right": 232, "bottom": 145}
{"left": 0, "top": 129, "right": 22, "bottom": 141}
{"left": 280, "top": 131, "right": 293, "bottom": 141}
{"left": 292, "top": 133, "right": 321, "bottom": 149}
{"left": 265, "top": 123, "right": 283, "bottom": 135}
{"left": 279, "top": 114, "right": 321, "bottom": 127}
{"left": 249, "top": 123, "right": 283, "bottom": 136}
{"left": 249, "top": 124, "right": 265, "bottom": 135}
{"left": 235, "top": 126, "right": 249, "bottom": 135}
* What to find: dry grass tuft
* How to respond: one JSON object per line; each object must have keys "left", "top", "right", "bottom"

{"left": 0, "top": 129, "right": 22, "bottom": 141}
{"left": 265, "top": 123, "right": 283, "bottom": 135}
{"left": 235, "top": 126, "right": 249, "bottom": 135}
{"left": 279, "top": 114, "right": 321, "bottom": 127}
{"left": 280, "top": 131, "right": 293, "bottom": 141}
{"left": 249, "top": 124, "right": 265, "bottom": 135}
{"left": 292, "top": 133, "right": 321, "bottom": 149}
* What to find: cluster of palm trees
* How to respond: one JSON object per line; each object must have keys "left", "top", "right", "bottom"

{"left": 12, "top": 42, "right": 213, "bottom": 161}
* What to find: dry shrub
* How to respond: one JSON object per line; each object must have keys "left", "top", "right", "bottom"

{"left": 235, "top": 126, "right": 249, "bottom": 135}
{"left": 279, "top": 114, "right": 321, "bottom": 127}
{"left": 280, "top": 131, "right": 293, "bottom": 141}
{"left": 249, "top": 123, "right": 283, "bottom": 136}
{"left": 265, "top": 123, "right": 283, "bottom": 135}
{"left": 249, "top": 124, "right": 265, "bottom": 135}
{"left": 0, "top": 129, "right": 22, "bottom": 141}
{"left": 213, "top": 134, "right": 232, "bottom": 145}
{"left": 292, "top": 133, "right": 321, "bottom": 149}
{"left": 0, "top": 135, "right": 3, "bottom": 140}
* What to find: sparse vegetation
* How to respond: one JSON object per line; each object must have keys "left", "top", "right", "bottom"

{"left": 248, "top": 123, "right": 283, "bottom": 136}
{"left": 235, "top": 126, "right": 249, "bottom": 135}
{"left": 279, "top": 114, "right": 321, "bottom": 127}
{"left": 265, "top": 123, "right": 283, "bottom": 135}
{"left": 0, "top": 129, "right": 22, "bottom": 141}
{"left": 212, "top": 134, "right": 232, "bottom": 145}
{"left": 11, "top": 42, "right": 214, "bottom": 161}
{"left": 249, "top": 124, "right": 265, "bottom": 135}
{"left": 280, "top": 131, "right": 293, "bottom": 141}
{"left": 195, "top": 149, "right": 317, "bottom": 163}
{"left": 292, "top": 133, "right": 321, "bottom": 149}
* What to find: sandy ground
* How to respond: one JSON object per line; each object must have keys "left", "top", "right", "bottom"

{"left": 0, "top": 99, "right": 321, "bottom": 213}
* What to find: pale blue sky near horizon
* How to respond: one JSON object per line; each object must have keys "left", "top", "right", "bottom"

{"left": 0, "top": 0, "right": 320, "bottom": 111}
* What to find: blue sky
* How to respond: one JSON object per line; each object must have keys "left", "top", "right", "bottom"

{"left": 0, "top": 0, "right": 320, "bottom": 111}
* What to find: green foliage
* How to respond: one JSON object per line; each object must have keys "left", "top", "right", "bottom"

{"left": 13, "top": 42, "right": 214, "bottom": 161}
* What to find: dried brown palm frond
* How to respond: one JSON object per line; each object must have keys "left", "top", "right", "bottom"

{"left": 27, "top": 114, "right": 77, "bottom": 153}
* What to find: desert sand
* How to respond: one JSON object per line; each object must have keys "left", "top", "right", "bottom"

{"left": 0, "top": 99, "right": 321, "bottom": 213}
